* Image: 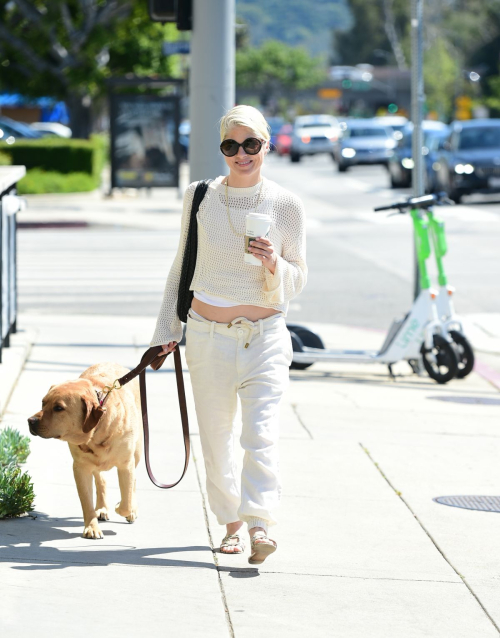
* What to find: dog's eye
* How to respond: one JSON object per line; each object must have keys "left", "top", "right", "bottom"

{"left": 53, "top": 405, "right": 65, "bottom": 412}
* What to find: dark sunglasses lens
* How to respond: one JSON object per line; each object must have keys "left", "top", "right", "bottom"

{"left": 220, "top": 140, "right": 238, "bottom": 156}
{"left": 243, "top": 138, "right": 262, "bottom": 154}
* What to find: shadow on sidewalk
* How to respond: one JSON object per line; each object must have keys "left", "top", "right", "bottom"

{"left": 0, "top": 513, "right": 256, "bottom": 575}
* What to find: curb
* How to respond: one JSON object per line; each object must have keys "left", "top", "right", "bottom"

{"left": 0, "top": 328, "right": 37, "bottom": 419}
{"left": 473, "top": 359, "right": 500, "bottom": 392}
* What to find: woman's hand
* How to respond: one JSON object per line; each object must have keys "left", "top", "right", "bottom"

{"left": 159, "top": 342, "right": 177, "bottom": 355}
{"left": 249, "top": 237, "right": 277, "bottom": 274}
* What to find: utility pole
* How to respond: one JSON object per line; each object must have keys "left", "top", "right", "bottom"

{"left": 189, "top": 0, "right": 235, "bottom": 182}
{"left": 411, "top": 0, "right": 425, "bottom": 299}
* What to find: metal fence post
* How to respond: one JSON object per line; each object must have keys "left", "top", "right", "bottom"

{"left": 411, "top": 0, "right": 425, "bottom": 299}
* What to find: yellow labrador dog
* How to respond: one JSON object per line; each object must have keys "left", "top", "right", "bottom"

{"left": 28, "top": 362, "right": 142, "bottom": 539}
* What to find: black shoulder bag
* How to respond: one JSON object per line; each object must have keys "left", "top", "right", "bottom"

{"left": 177, "top": 179, "right": 213, "bottom": 323}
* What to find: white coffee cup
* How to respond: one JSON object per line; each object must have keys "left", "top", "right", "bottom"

{"left": 244, "top": 213, "right": 272, "bottom": 266}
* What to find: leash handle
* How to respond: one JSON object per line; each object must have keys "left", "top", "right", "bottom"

{"left": 115, "top": 346, "right": 190, "bottom": 490}
{"left": 140, "top": 347, "right": 190, "bottom": 489}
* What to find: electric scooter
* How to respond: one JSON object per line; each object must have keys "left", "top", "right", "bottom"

{"left": 426, "top": 206, "right": 475, "bottom": 378}
{"left": 288, "top": 193, "right": 459, "bottom": 384}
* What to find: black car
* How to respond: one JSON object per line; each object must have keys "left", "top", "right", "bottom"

{"left": 388, "top": 121, "right": 449, "bottom": 190}
{"left": 435, "top": 119, "right": 500, "bottom": 203}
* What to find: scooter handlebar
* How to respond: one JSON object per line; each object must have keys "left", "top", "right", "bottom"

{"left": 373, "top": 192, "right": 454, "bottom": 213}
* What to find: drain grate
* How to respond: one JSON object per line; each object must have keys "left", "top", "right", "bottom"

{"left": 434, "top": 495, "right": 500, "bottom": 513}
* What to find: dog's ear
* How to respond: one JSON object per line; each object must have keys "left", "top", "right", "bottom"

{"left": 81, "top": 393, "right": 105, "bottom": 434}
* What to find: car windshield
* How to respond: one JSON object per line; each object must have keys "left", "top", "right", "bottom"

{"left": 348, "top": 128, "right": 389, "bottom": 138}
{"left": 298, "top": 121, "right": 335, "bottom": 129}
{"left": 459, "top": 127, "right": 500, "bottom": 150}
{"left": 424, "top": 130, "right": 448, "bottom": 149}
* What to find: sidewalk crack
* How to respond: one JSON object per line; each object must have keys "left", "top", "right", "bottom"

{"left": 359, "top": 442, "right": 500, "bottom": 635}
{"left": 192, "top": 447, "right": 235, "bottom": 638}
{"left": 291, "top": 403, "right": 314, "bottom": 439}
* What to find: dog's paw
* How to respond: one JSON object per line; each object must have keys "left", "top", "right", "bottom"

{"left": 83, "top": 520, "right": 104, "bottom": 539}
{"left": 95, "top": 507, "right": 109, "bottom": 521}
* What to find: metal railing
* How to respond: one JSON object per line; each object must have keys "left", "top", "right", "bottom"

{"left": 0, "top": 167, "right": 26, "bottom": 363}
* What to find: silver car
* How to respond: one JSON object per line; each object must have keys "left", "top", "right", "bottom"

{"left": 290, "top": 115, "right": 341, "bottom": 163}
{"left": 333, "top": 119, "right": 397, "bottom": 172}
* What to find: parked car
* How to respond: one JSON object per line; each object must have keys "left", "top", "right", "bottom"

{"left": 267, "top": 116, "right": 285, "bottom": 152}
{"left": 0, "top": 116, "right": 43, "bottom": 144}
{"left": 290, "top": 114, "right": 341, "bottom": 162}
{"left": 30, "top": 122, "right": 72, "bottom": 138}
{"left": 388, "top": 120, "right": 449, "bottom": 190}
{"left": 374, "top": 115, "right": 409, "bottom": 140}
{"left": 275, "top": 123, "right": 293, "bottom": 156}
{"left": 435, "top": 119, "right": 500, "bottom": 202}
{"left": 333, "top": 119, "right": 396, "bottom": 172}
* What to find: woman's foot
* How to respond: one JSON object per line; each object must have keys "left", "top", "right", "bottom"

{"left": 220, "top": 521, "right": 245, "bottom": 554}
{"left": 248, "top": 527, "right": 277, "bottom": 565}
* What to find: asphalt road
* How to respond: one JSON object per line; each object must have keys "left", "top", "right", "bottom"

{"left": 18, "top": 154, "right": 500, "bottom": 335}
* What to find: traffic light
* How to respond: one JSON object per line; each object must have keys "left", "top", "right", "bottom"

{"left": 148, "top": 0, "right": 192, "bottom": 30}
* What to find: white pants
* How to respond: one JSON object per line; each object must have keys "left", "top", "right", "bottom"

{"left": 185, "top": 309, "right": 293, "bottom": 532}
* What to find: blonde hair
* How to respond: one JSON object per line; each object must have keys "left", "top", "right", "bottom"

{"left": 219, "top": 105, "right": 271, "bottom": 143}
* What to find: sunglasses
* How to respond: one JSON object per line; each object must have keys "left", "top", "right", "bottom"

{"left": 220, "top": 137, "right": 264, "bottom": 157}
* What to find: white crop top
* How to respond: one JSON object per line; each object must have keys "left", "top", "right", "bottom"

{"left": 150, "top": 176, "right": 307, "bottom": 346}
{"left": 193, "top": 290, "right": 242, "bottom": 308}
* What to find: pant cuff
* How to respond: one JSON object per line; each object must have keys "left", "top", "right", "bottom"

{"left": 246, "top": 518, "right": 269, "bottom": 533}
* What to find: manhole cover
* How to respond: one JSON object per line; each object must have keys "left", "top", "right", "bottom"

{"left": 434, "top": 495, "right": 500, "bottom": 512}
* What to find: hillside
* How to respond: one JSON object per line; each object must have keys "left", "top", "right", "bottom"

{"left": 236, "top": 0, "right": 352, "bottom": 56}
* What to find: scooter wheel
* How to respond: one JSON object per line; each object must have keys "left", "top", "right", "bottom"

{"left": 288, "top": 326, "right": 325, "bottom": 370}
{"left": 289, "top": 331, "right": 312, "bottom": 370}
{"left": 421, "top": 335, "right": 459, "bottom": 384}
{"left": 449, "top": 330, "right": 475, "bottom": 379}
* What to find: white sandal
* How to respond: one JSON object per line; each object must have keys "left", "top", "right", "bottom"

{"left": 220, "top": 533, "right": 245, "bottom": 554}
{"left": 248, "top": 531, "right": 277, "bottom": 565}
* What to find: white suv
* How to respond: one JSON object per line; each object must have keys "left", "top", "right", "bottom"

{"left": 290, "top": 114, "right": 341, "bottom": 163}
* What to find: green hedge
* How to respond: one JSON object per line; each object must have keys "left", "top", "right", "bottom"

{"left": 17, "top": 169, "right": 99, "bottom": 195}
{"left": 4, "top": 134, "right": 107, "bottom": 178}
{"left": 0, "top": 427, "right": 35, "bottom": 519}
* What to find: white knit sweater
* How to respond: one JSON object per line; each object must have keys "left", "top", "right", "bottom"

{"left": 150, "top": 175, "right": 307, "bottom": 346}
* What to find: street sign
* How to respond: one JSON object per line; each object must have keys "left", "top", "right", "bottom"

{"left": 163, "top": 41, "right": 191, "bottom": 55}
{"left": 318, "top": 88, "right": 342, "bottom": 99}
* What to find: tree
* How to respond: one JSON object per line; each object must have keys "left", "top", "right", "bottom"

{"left": 236, "top": 40, "right": 326, "bottom": 109}
{"left": 334, "top": 0, "right": 409, "bottom": 67}
{"left": 0, "top": 1, "right": 181, "bottom": 137}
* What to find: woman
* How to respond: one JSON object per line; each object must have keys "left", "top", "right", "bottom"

{"left": 150, "top": 105, "right": 307, "bottom": 565}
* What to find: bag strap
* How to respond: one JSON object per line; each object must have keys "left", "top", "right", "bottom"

{"left": 177, "top": 179, "right": 213, "bottom": 323}
{"left": 100, "top": 346, "right": 190, "bottom": 489}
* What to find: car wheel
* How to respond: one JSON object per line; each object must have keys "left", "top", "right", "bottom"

{"left": 338, "top": 162, "right": 348, "bottom": 173}
{"left": 290, "top": 152, "right": 301, "bottom": 163}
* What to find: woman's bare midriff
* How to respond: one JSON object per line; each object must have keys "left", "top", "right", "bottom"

{"left": 191, "top": 298, "right": 280, "bottom": 323}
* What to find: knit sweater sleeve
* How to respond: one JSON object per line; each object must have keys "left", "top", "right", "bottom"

{"left": 262, "top": 191, "right": 307, "bottom": 305}
{"left": 150, "top": 182, "right": 197, "bottom": 346}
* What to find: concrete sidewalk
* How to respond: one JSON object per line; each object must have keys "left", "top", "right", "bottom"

{"left": 1, "top": 312, "right": 500, "bottom": 637}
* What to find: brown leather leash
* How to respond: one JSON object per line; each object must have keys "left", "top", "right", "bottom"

{"left": 98, "top": 346, "right": 190, "bottom": 489}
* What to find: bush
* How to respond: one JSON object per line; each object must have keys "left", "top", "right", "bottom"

{"left": 17, "top": 169, "right": 99, "bottom": 195}
{"left": 0, "top": 465, "right": 35, "bottom": 519}
{"left": 4, "top": 134, "right": 107, "bottom": 178}
{"left": 0, "top": 427, "right": 30, "bottom": 467}
{"left": 0, "top": 150, "right": 11, "bottom": 166}
{"left": 0, "top": 427, "right": 35, "bottom": 519}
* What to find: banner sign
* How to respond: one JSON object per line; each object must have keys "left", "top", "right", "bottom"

{"left": 110, "top": 94, "right": 180, "bottom": 189}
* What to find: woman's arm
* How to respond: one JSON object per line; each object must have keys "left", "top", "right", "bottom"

{"left": 150, "top": 182, "right": 198, "bottom": 347}
{"left": 262, "top": 193, "right": 307, "bottom": 305}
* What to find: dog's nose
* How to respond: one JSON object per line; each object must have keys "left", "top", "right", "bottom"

{"left": 28, "top": 417, "right": 39, "bottom": 434}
